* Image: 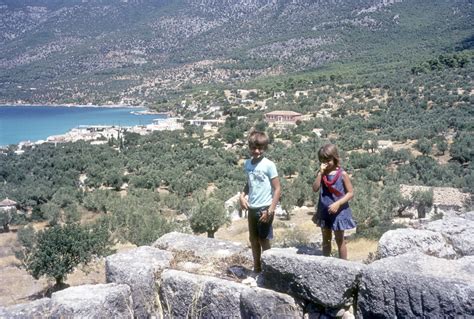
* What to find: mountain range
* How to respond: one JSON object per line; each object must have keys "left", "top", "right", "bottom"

{"left": 0, "top": 0, "right": 472, "bottom": 105}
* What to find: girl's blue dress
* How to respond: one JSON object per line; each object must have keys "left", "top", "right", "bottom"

{"left": 315, "top": 169, "right": 356, "bottom": 230}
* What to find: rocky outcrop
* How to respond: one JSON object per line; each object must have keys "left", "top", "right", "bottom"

{"left": 153, "top": 231, "right": 249, "bottom": 260}
{"left": 2, "top": 213, "right": 473, "bottom": 319}
{"left": 0, "top": 284, "right": 133, "bottom": 318}
{"left": 262, "top": 248, "right": 364, "bottom": 308}
{"left": 0, "top": 298, "right": 51, "bottom": 318}
{"left": 423, "top": 215, "right": 474, "bottom": 256}
{"left": 377, "top": 228, "right": 456, "bottom": 258}
{"left": 160, "top": 269, "right": 302, "bottom": 318}
{"left": 378, "top": 212, "right": 474, "bottom": 259}
{"left": 358, "top": 253, "right": 474, "bottom": 318}
{"left": 105, "top": 246, "right": 173, "bottom": 318}
{"left": 50, "top": 283, "right": 133, "bottom": 318}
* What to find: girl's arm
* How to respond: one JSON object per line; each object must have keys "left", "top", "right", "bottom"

{"left": 312, "top": 171, "right": 323, "bottom": 192}
{"left": 312, "top": 163, "right": 328, "bottom": 192}
{"left": 328, "top": 171, "right": 354, "bottom": 214}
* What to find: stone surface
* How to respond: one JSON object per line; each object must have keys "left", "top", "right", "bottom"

{"left": 240, "top": 286, "right": 303, "bottom": 318}
{"left": 159, "top": 269, "right": 301, "bottom": 318}
{"left": 0, "top": 298, "right": 51, "bottom": 318}
{"left": 160, "top": 269, "right": 245, "bottom": 318}
{"left": 464, "top": 211, "right": 474, "bottom": 221}
{"left": 377, "top": 228, "right": 456, "bottom": 258}
{"left": 50, "top": 283, "right": 133, "bottom": 318}
{"left": 422, "top": 215, "right": 474, "bottom": 256}
{"left": 261, "top": 248, "right": 365, "bottom": 308}
{"left": 153, "top": 231, "right": 250, "bottom": 260}
{"left": 358, "top": 253, "right": 474, "bottom": 318}
{"left": 106, "top": 246, "right": 173, "bottom": 318}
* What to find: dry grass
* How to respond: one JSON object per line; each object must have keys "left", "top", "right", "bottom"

{"left": 346, "top": 238, "right": 379, "bottom": 262}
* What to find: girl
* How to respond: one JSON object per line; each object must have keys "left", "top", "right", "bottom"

{"left": 312, "top": 143, "right": 356, "bottom": 259}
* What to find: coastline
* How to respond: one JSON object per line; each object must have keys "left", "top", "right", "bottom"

{"left": 0, "top": 106, "right": 168, "bottom": 148}
{"left": 0, "top": 103, "right": 144, "bottom": 109}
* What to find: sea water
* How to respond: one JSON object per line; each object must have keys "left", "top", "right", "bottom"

{"left": 0, "top": 105, "right": 162, "bottom": 147}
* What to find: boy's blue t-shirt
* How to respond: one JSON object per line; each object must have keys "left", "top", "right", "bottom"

{"left": 244, "top": 157, "right": 278, "bottom": 208}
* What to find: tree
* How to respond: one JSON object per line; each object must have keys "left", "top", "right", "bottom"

{"left": 362, "top": 139, "right": 378, "bottom": 153}
{"left": 450, "top": 132, "right": 473, "bottom": 163}
{"left": 189, "top": 196, "right": 230, "bottom": 238}
{"left": 436, "top": 137, "right": 448, "bottom": 155}
{"left": 415, "top": 138, "right": 432, "bottom": 155}
{"left": 41, "top": 202, "right": 61, "bottom": 226}
{"left": 411, "top": 189, "right": 434, "bottom": 219}
{"left": 16, "top": 223, "right": 112, "bottom": 286}
{"left": 0, "top": 208, "right": 15, "bottom": 232}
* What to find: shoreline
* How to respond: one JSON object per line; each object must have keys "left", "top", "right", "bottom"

{"left": 0, "top": 103, "right": 144, "bottom": 109}
{"left": 0, "top": 107, "right": 170, "bottom": 148}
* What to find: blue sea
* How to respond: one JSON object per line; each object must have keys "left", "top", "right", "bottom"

{"left": 0, "top": 105, "right": 162, "bottom": 147}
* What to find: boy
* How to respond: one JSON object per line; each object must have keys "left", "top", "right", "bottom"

{"left": 240, "top": 131, "right": 281, "bottom": 273}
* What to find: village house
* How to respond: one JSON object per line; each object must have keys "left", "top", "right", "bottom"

{"left": 0, "top": 198, "right": 18, "bottom": 232}
{"left": 0, "top": 198, "right": 16, "bottom": 211}
{"left": 264, "top": 110, "right": 302, "bottom": 127}
{"left": 187, "top": 119, "right": 225, "bottom": 127}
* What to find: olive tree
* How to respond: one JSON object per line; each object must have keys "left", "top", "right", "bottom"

{"left": 189, "top": 196, "right": 230, "bottom": 238}
{"left": 16, "top": 223, "right": 111, "bottom": 286}
{"left": 411, "top": 189, "right": 434, "bottom": 218}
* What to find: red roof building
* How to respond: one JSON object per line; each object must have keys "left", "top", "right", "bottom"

{"left": 264, "top": 111, "right": 302, "bottom": 126}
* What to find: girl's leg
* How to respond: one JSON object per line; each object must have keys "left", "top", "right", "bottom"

{"left": 334, "top": 230, "right": 347, "bottom": 260}
{"left": 321, "top": 228, "right": 333, "bottom": 257}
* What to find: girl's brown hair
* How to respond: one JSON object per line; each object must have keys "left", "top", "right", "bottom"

{"left": 318, "top": 143, "right": 340, "bottom": 167}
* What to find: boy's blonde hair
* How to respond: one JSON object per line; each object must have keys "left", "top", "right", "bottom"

{"left": 318, "top": 143, "right": 340, "bottom": 166}
{"left": 248, "top": 131, "right": 269, "bottom": 150}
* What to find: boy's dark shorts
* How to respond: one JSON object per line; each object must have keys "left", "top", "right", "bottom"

{"left": 248, "top": 206, "right": 274, "bottom": 240}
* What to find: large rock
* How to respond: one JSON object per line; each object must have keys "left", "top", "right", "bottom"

{"left": 377, "top": 228, "right": 456, "bottom": 259}
{"left": 106, "top": 246, "right": 173, "bottom": 318}
{"left": 261, "top": 248, "right": 365, "bottom": 308}
{"left": 422, "top": 215, "right": 474, "bottom": 256}
{"left": 50, "top": 283, "right": 133, "bottom": 318}
{"left": 159, "top": 269, "right": 302, "bottom": 318}
{"left": 153, "top": 231, "right": 250, "bottom": 260}
{"left": 240, "top": 287, "right": 303, "bottom": 318}
{"left": 358, "top": 253, "right": 474, "bottom": 318}
{"left": 0, "top": 298, "right": 51, "bottom": 318}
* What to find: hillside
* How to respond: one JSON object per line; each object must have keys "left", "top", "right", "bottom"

{"left": 0, "top": 0, "right": 472, "bottom": 310}
{"left": 0, "top": 0, "right": 472, "bottom": 105}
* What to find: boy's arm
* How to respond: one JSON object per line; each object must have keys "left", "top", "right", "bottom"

{"left": 260, "top": 176, "right": 280, "bottom": 223}
{"left": 268, "top": 177, "right": 281, "bottom": 215}
{"left": 240, "top": 182, "right": 249, "bottom": 210}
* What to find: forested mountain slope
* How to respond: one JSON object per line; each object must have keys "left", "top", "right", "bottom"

{"left": 0, "top": 0, "right": 472, "bottom": 104}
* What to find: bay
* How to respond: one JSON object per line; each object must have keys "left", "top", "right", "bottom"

{"left": 0, "top": 105, "right": 162, "bottom": 147}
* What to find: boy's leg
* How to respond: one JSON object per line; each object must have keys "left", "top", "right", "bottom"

{"left": 334, "top": 230, "right": 347, "bottom": 260}
{"left": 321, "top": 228, "right": 332, "bottom": 257}
{"left": 259, "top": 238, "right": 271, "bottom": 251}
{"left": 250, "top": 237, "right": 262, "bottom": 272}
{"left": 248, "top": 209, "right": 262, "bottom": 272}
